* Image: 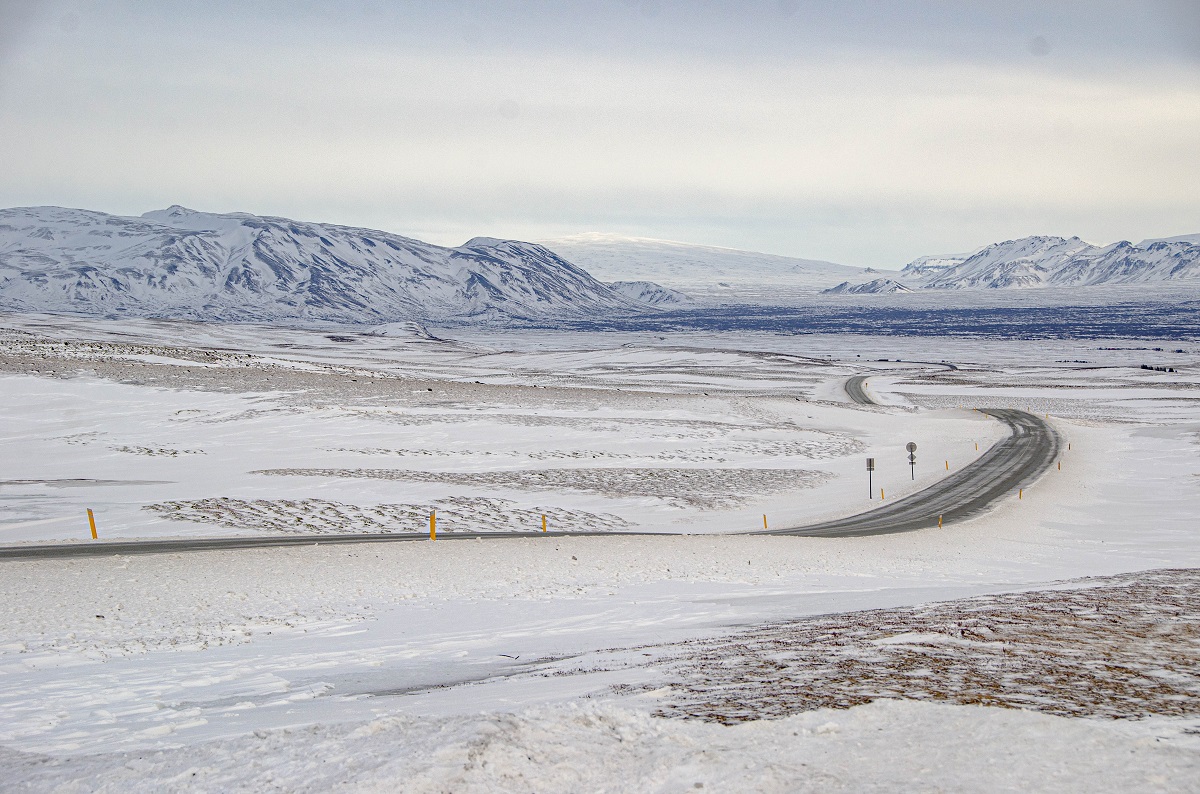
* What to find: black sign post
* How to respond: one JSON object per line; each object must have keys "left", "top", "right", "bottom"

{"left": 906, "top": 442, "right": 917, "bottom": 480}
{"left": 866, "top": 457, "right": 875, "bottom": 498}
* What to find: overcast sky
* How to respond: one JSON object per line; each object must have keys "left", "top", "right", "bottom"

{"left": 1, "top": 1, "right": 1198, "bottom": 268}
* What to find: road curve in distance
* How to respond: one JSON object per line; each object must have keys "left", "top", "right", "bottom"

{"left": 762, "top": 408, "right": 1060, "bottom": 538}
{"left": 844, "top": 375, "right": 875, "bottom": 405}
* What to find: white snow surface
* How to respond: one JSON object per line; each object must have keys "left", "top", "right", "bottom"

{"left": 4, "top": 700, "right": 1195, "bottom": 793}
{"left": 1, "top": 313, "right": 1200, "bottom": 789}
{"left": 0, "top": 206, "right": 652, "bottom": 324}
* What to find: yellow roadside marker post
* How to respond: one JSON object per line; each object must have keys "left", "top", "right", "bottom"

{"left": 945, "top": 460, "right": 949, "bottom": 470}
{"left": 938, "top": 515, "right": 943, "bottom": 528}
{"left": 881, "top": 488, "right": 885, "bottom": 500}
{"left": 1019, "top": 489, "right": 1023, "bottom": 500}
{"left": 763, "top": 514, "right": 768, "bottom": 530}
{"left": 87, "top": 509, "right": 97, "bottom": 540}
{"left": 430, "top": 511, "right": 436, "bottom": 540}
{"left": 542, "top": 514, "right": 547, "bottom": 532}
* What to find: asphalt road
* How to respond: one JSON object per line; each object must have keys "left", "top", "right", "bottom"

{"left": 845, "top": 374, "right": 873, "bottom": 404}
{"left": 762, "top": 407, "right": 1060, "bottom": 537}
{"left": 844, "top": 361, "right": 958, "bottom": 406}
{"left": 0, "top": 385, "right": 1060, "bottom": 558}
{"left": 0, "top": 529, "right": 666, "bottom": 559}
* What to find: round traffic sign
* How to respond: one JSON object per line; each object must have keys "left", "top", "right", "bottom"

{"left": 906, "top": 442, "right": 917, "bottom": 453}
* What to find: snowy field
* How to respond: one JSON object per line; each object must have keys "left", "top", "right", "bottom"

{"left": 1, "top": 312, "right": 1199, "bottom": 791}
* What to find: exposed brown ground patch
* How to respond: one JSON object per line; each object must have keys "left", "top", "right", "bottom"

{"left": 654, "top": 569, "right": 1200, "bottom": 723}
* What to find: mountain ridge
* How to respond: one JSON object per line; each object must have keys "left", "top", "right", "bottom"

{"left": 906, "top": 234, "right": 1200, "bottom": 290}
{"left": 4, "top": 205, "right": 1200, "bottom": 327}
{"left": 0, "top": 206, "right": 657, "bottom": 324}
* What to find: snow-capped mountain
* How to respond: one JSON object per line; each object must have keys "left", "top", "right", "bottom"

{"left": 537, "top": 233, "right": 872, "bottom": 302}
{"left": 823, "top": 278, "right": 912, "bottom": 295}
{"left": 0, "top": 206, "right": 655, "bottom": 324}
{"left": 907, "top": 235, "right": 1200, "bottom": 290}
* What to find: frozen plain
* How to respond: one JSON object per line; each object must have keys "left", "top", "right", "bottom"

{"left": 0, "top": 312, "right": 1198, "bottom": 791}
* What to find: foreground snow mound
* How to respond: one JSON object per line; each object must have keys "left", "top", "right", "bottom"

{"left": 0, "top": 206, "right": 649, "bottom": 324}
{"left": 905, "top": 233, "right": 1200, "bottom": 289}
{"left": 5, "top": 700, "right": 1195, "bottom": 792}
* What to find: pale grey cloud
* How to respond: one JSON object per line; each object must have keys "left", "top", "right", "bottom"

{"left": 0, "top": 1, "right": 41, "bottom": 67}
{"left": 0, "top": 1, "right": 1197, "bottom": 267}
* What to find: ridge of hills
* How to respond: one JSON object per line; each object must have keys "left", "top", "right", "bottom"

{"left": 0, "top": 206, "right": 650, "bottom": 325}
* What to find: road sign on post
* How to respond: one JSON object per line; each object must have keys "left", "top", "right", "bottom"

{"left": 866, "top": 457, "right": 875, "bottom": 498}
{"left": 906, "top": 442, "right": 917, "bottom": 480}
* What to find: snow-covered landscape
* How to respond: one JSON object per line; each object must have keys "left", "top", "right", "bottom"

{"left": 1, "top": 297, "right": 1199, "bottom": 790}
{"left": 4, "top": 1, "right": 1200, "bottom": 789}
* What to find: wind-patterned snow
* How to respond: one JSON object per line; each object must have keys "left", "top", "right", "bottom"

{"left": 147, "top": 497, "right": 631, "bottom": 534}
{"left": 253, "top": 467, "right": 830, "bottom": 510}
{"left": 4, "top": 699, "right": 1197, "bottom": 793}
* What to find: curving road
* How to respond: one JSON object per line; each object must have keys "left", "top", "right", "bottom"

{"left": 762, "top": 407, "right": 1059, "bottom": 537}
{"left": 825, "top": 372, "right": 1060, "bottom": 535}
{"left": 845, "top": 374, "right": 874, "bottom": 405}
{"left": 0, "top": 382, "right": 1060, "bottom": 558}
